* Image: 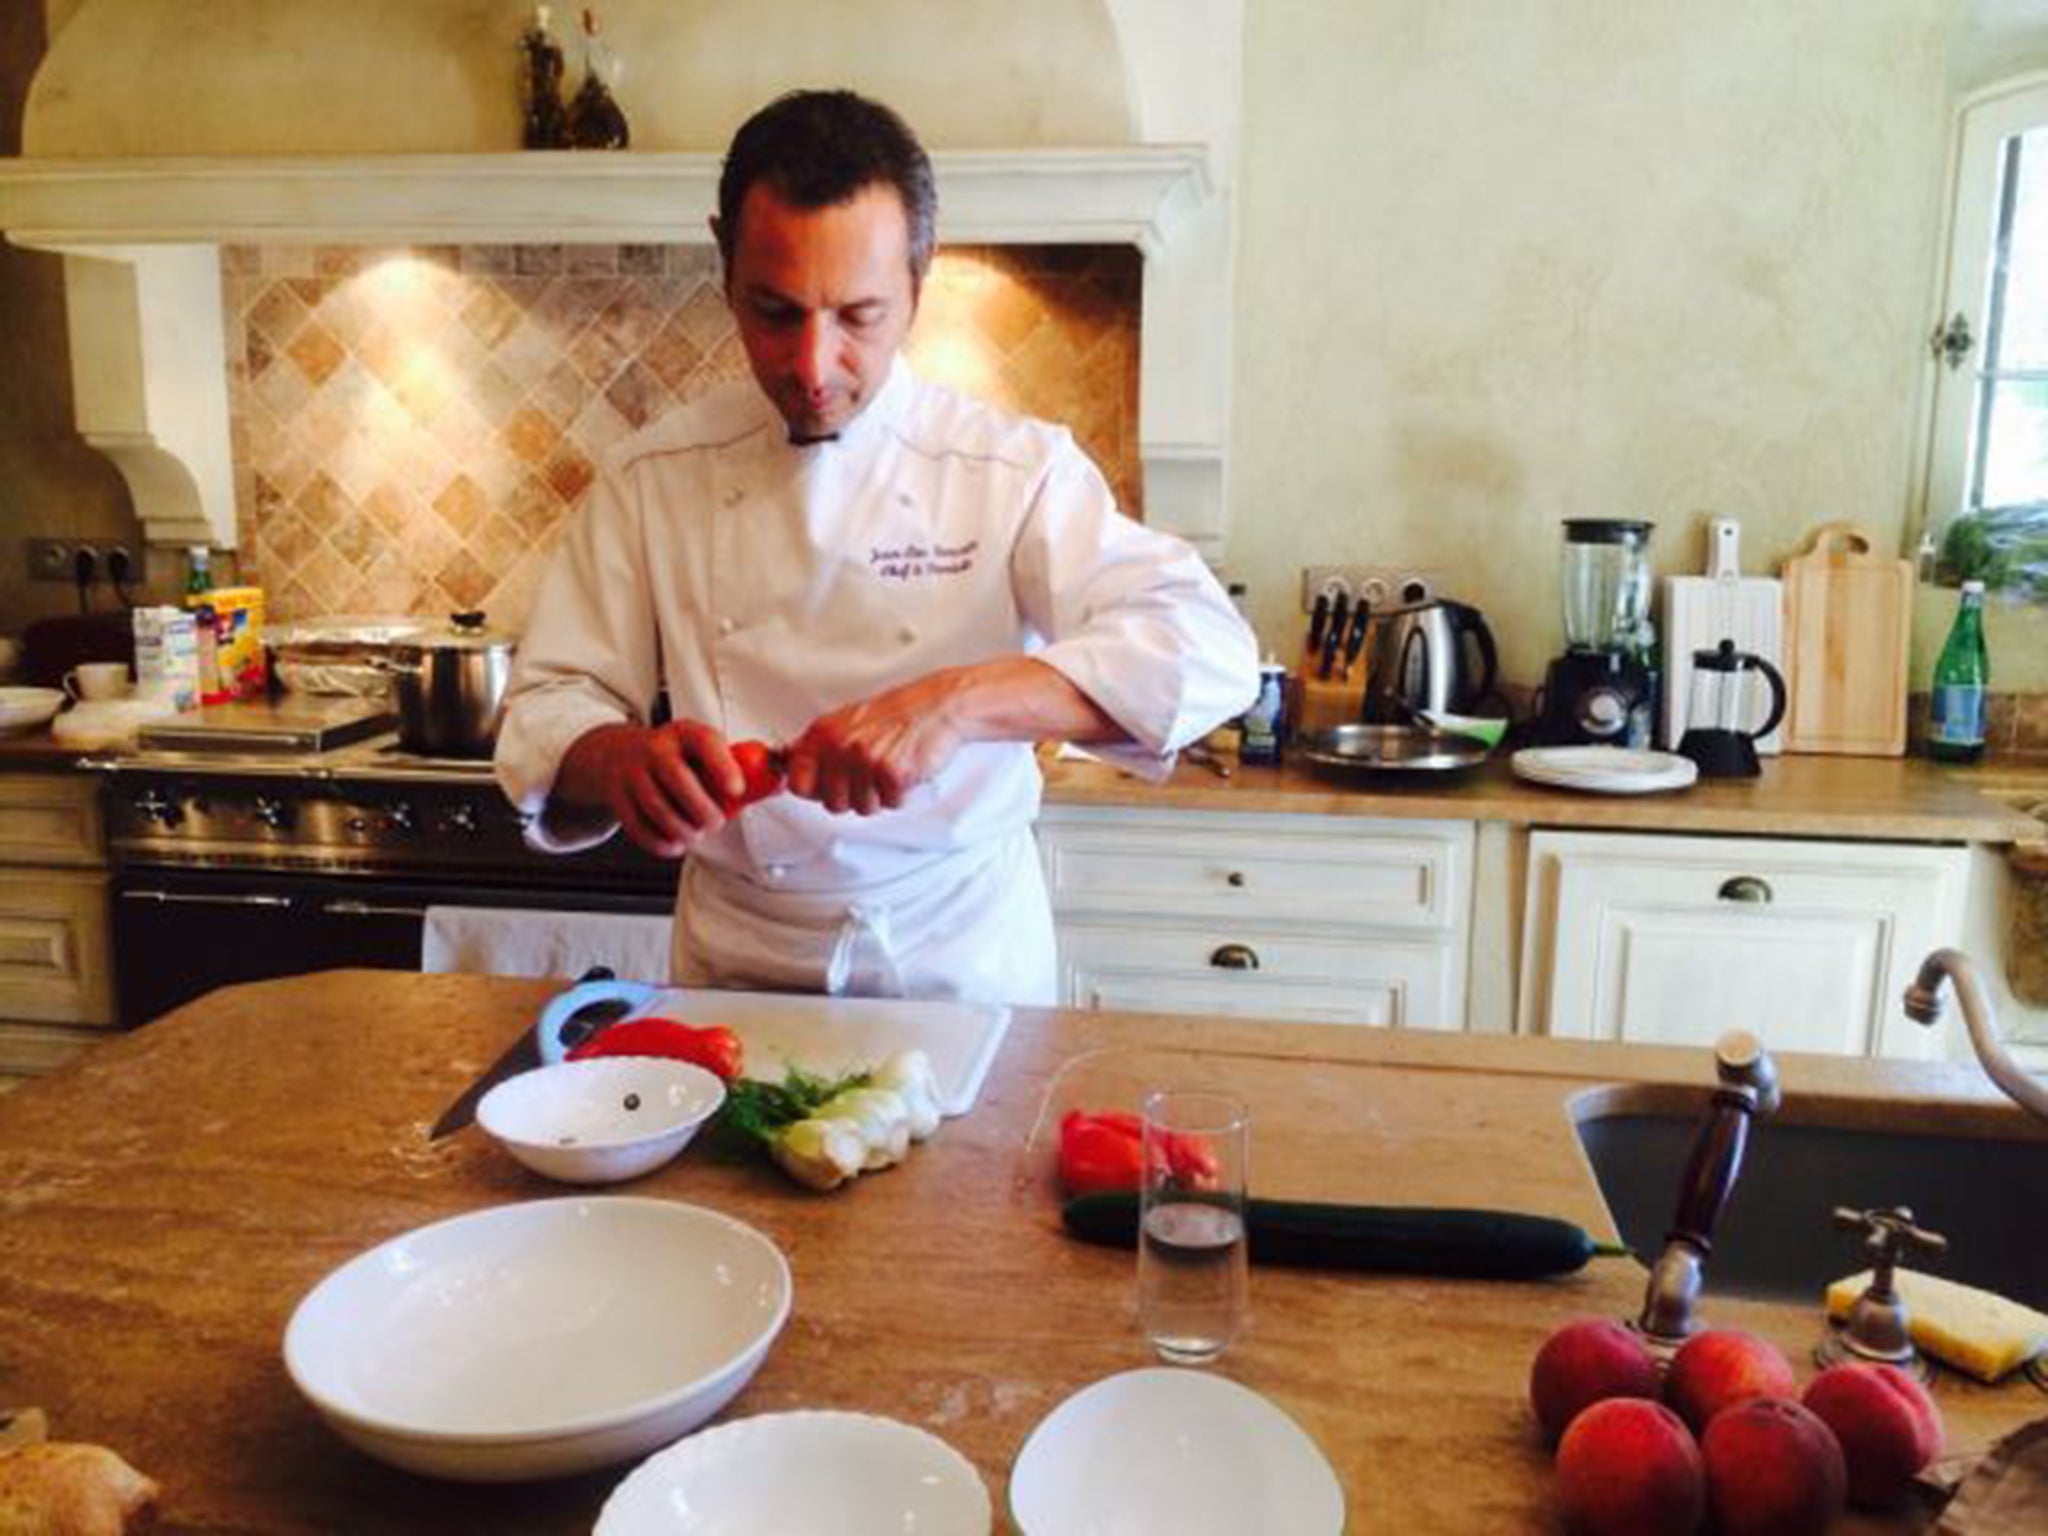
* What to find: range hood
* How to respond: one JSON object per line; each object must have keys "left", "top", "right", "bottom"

{"left": 0, "top": 0, "right": 1241, "bottom": 559}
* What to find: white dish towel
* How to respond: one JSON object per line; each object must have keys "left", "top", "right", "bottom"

{"left": 421, "top": 906, "right": 674, "bottom": 985}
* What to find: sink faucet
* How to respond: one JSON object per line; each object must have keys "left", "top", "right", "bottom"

{"left": 1904, "top": 948, "right": 2048, "bottom": 1122}
{"left": 1635, "top": 1029, "right": 1781, "bottom": 1350}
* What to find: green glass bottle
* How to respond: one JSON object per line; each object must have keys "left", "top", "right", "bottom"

{"left": 1927, "top": 580, "right": 1989, "bottom": 764}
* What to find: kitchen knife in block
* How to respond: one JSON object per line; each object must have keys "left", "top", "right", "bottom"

{"left": 1780, "top": 522, "right": 1914, "bottom": 756}
{"left": 1662, "top": 518, "right": 1785, "bottom": 754}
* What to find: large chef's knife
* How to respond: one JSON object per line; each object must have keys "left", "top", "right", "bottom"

{"left": 427, "top": 968, "right": 636, "bottom": 1139}
{"left": 1318, "top": 591, "right": 1350, "bottom": 681}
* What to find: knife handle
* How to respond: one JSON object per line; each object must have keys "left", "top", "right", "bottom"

{"left": 1307, "top": 592, "right": 1331, "bottom": 654}
{"left": 1340, "top": 603, "right": 1371, "bottom": 679}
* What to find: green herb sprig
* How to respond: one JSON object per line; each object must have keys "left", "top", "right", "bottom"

{"left": 705, "top": 1064, "right": 874, "bottom": 1161}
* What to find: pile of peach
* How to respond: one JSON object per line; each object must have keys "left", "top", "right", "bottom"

{"left": 1530, "top": 1319, "right": 1943, "bottom": 1535}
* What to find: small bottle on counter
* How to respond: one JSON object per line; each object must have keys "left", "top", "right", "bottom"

{"left": 1927, "top": 580, "right": 1990, "bottom": 763}
{"left": 565, "top": 8, "right": 630, "bottom": 150}
{"left": 1237, "top": 660, "right": 1288, "bottom": 767}
{"left": 519, "top": 5, "right": 569, "bottom": 150}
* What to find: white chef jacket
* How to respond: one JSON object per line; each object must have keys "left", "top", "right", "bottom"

{"left": 495, "top": 358, "right": 1260, "bottom": 1004}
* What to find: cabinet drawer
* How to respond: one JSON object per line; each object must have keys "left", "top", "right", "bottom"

{"left": 1521, "top": 830, "right": 1967, "bottom": 1056}
{"left": 0, "top": 774, "right": 105, "bottom": 869}
{"left": 1036, "top": 808, "right": 1471, "bottom": 932}
{"left": 1057, "top": 920, "right": 1462, "bottom": 1028}
{"left": 0, "top": 869, "right": 116, "bottom": 1027}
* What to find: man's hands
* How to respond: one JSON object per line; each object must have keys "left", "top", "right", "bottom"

{"left": 555, "top": 720, "right": 760, "bottom": 858}
{"left": 782, "top": 672, "right": 969, "bottom": 816}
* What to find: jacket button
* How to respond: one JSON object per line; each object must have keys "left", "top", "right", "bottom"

{"left": 717, "top": 617, "right": 736, "bottom": 636}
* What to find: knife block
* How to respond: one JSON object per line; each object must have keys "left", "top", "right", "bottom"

{"left": 1293, "top": 652, "right": 1366, "bottom": 736}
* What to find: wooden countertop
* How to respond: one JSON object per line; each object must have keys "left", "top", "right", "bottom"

{"left": 1043, "top": 749, "right": 2042, "bottom": 844}
{"left": 1, "top": 970, "right": 2043, "bottom": 1533}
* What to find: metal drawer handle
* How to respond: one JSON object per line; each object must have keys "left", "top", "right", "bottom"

{"left": 1718, "top": 876, "right": 1774, "bottom": 905}
{"left": 322, "top": 900, "right": 430, "bottom": 918}
{"left": 119, "top": 890, "right": 293, "bottom": 909}
{"left": 1209, "top": 942, "right": 1261, "bottom": 971}
{"left": 1225, "top": 870, "right": 1247, "bottom": 888}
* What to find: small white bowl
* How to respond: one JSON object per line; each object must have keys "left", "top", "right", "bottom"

{"left": 0, "top": 687, "right": 64, "bottom": 737}
{"left": 477, "top": 1057, "right": 726, "bottom": 1184}
{"left": 283, "top": 1197, "right": 792, "bottom": 1481}
{"left": 597, "top": 1411, "right": 991, "bottom": 1535}
{"left": 1009, "top": 1368, "right": 1345, "bottom": 1536}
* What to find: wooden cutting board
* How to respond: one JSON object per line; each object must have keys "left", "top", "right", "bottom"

{"left": 1780, "top": 522, "right": 1913, "bottom": 756}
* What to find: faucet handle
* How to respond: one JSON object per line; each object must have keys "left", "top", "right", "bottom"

{"left": 1714, "top": 1029, "right": 1781, "bottom": 1114}
{"left": 1818, "top": 1206, "right": 1947, "bottom": 1378}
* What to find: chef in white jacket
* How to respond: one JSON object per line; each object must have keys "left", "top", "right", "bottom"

{"left": 496, "top": 89, "right": 1259, "bottom": 1005}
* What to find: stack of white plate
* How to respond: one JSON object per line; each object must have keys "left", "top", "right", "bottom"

{"left": 1510, "top": 746, "right": 1698, "bottom": 795}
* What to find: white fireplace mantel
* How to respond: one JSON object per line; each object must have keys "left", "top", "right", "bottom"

{"left": 0, "top": 146, "right": 1224, "bottom": 555}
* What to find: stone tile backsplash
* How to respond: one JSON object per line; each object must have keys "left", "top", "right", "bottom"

{"left": 222, "top": 243, "right": 1141, "bottom": 631}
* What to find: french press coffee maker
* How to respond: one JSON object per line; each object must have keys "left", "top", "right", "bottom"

{"left": 1677, "top": 639, "right": 1787, "bottom": 779}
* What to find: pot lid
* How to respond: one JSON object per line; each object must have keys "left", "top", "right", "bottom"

{"left": 401, "top": 611, "right": 518, "bottom": 653}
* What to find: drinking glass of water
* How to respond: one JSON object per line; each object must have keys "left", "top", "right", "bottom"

{"left": 1137, "top": 1089, "right": 1249, "bottom": 1364}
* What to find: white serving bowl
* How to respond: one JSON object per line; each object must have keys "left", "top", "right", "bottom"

{"left": 0, "top": 687, "right": 64, "bottom": 736}
{"left": 477, "top": 1057, "right": 726, "bottom": 1184}
{"left": 283, "top": 1197, "right": 792, "bottom": 1481}
{"left": 1009, "top": 1368, "right": 1346, "bottom": 1536}
{"left": 597, "top": 1411, "right": 991, "bottom": 1535}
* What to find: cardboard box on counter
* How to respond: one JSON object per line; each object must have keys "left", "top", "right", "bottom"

{"left": 187, "top": 587, "right": 267, "bottom": 704}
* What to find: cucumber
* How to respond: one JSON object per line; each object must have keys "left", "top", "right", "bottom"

{"left": 1062, "top": 1192, "right": 1627, "bottom": 1279}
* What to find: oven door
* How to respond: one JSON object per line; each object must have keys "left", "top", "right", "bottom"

{"left": 112, "top": 867, "right": 672, "bottom": 1028}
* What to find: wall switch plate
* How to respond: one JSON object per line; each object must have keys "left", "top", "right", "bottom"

{"left": 1300, "top": 564, "right": 1447, "bottom": 612}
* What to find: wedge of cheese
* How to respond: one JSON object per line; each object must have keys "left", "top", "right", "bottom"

{"left": 1827, "top": 1268, "right": 2048, "bottom": 1382}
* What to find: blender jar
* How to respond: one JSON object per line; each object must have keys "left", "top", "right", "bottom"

{"left": 1561, "top": 519, "right": 1653, "bottom": 651}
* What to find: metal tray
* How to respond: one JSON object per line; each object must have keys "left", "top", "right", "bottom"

{"left": 1299, "top": 723, "right": 1489, "bottom": 773}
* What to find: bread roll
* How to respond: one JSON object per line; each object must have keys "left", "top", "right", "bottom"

{"left": 0, "top": 1442, "right": 158, "bottom": 1535}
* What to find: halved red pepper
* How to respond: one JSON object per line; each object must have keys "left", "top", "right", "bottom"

{"left": 566, "top": 1016, "right": 745, "bottom": 1080}
{"left": 1057, "top": 1109, "right": 1219, "bottom": 1195}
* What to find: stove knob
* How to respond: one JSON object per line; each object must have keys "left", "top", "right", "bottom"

{"left": 345, "top": 815, "right": 371, "bottom": 835}
{"left": 443, "top": 804, "right": 482, "bottom": 836}
{"left": 383, "top": 801, "right": 417, "bottom": 834}
{"left": 133, "top": 789, "right": 183, "bottom": 828}
{"left": 254, "top": 795, "right": 294, "bottom": 831}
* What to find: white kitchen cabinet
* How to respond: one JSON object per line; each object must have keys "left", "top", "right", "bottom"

{"left": 0, "top": 772, "right": 115, "bottom": 1080}
{"left": 1036, "top": 805, "right": 1473, "bottom": 1028}
{"left": 1519, "top": 829, "right": 1968, "bottom": 1058}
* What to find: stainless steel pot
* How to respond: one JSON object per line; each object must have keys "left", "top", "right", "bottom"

{"left": 374, "top": 612, "right": 515, "bottom": 758}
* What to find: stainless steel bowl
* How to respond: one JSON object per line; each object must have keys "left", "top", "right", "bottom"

{"left": 1299, "top": 723, "right": 1489, "bottom": 773}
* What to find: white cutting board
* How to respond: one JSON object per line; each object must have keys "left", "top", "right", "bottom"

{"left": 1661, "top": 518, "right": 1785, "bottom": 754}
{"left": 630, "top": 988, "right": 1012, "bottom": 1117}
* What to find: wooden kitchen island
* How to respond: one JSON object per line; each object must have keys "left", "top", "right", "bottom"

{"left": 2, "top": 971, "right": 2044, "bottom": 1533}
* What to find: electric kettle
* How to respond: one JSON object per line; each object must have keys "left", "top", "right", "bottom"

{"left": 1677, "top": 639, "right": 1787, "bottom": 778}
{"left": 1355, "top": 599, "right": 1499, "bottom": 724}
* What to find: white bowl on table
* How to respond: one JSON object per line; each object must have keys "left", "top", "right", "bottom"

{"left": 282, "top": 1197, "right": 792, "bottom": 1481}
{"left": 1009, "top": 1368, "right": 1346, "bottom": 1536}
{"left": 598, "top": 1411, "right": 991, "bottom": 1535}
{"left": 0, "top": 687, "right": 64, "bottom": 736}
{"left": 477, "top": 1057, "right": 726, "bottom": 1184}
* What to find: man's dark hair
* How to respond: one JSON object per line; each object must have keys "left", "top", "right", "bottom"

{"left": 716, "top": 89, "right": 937, "bottom": 285}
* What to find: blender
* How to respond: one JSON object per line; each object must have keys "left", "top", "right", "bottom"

{"left": 1535, "top": 519, "right": 1655, "bottom": 745}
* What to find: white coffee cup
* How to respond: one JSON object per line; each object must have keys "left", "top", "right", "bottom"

{"left": 63, "top": 661, "right": 132, "bottom": 702}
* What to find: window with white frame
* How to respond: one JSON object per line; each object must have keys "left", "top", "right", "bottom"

{"left": 1925, "top": 75, "right": 2048, "bottom": 598}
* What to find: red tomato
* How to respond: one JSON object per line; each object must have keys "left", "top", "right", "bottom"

{"left": 1056, "top": 1109, "right": 1220, "bottom": 1195}
{"left": 566, "top": 1017, "right": 745, "bottom": 1080}
{"left": 719, "top": 740, "right": 785, "bottom": 816}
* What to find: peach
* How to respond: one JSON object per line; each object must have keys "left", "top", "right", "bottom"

{"left": 1556, "top": 1397, "right": 1705, "bottom": 1536}
{"left": 1702, "top": 1397, "right": 1846, "bottom": 1536}
{"left": 1664, "top": 1327, "right": 1797, "bottom": 1434}
{"left": 1801, "top": 1362, "right": 1943, "bottom": 1509}
{"left": 1529, "top": 1318, "right": 1663, "bottom": 1444}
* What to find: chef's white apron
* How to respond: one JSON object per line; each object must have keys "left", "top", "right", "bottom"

{"left": 670, "top": 828, "right": 1057, "bottom": 1006}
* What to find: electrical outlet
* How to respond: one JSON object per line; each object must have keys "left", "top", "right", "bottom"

{"left": 26, "top": 537, "right": 124, "bottom": 583}
{"left": 1299, "top": 565, "right": 1448, "bottom": 611}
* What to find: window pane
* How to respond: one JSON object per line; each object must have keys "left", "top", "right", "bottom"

{"left": 1978, "top": 377, "right": 2048, "bottom": 509}
{"left": 1993, "top": 128, "right": 2048, "bottom": 369}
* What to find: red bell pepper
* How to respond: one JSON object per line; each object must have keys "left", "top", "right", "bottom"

{"left": 1057, "top": 1109, "right": 1219, "bottom": 1195}
{"left": 566, "top": 1017, "right": 745, "bottom": 1080}
{"left": 719, "top": 740, "right": 786, "bottom": 817}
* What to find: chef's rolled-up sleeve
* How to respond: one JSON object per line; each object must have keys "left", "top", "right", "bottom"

{"left": 1013, "top": 438, "right": 1261, "bottom": 781}
{"left": 494, "top": 469, "right": 660, "bottom": 852}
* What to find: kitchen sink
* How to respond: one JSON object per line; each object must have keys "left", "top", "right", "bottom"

{"left": 1573, "top": 1091, "right": 2048, "bottom": 1312}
